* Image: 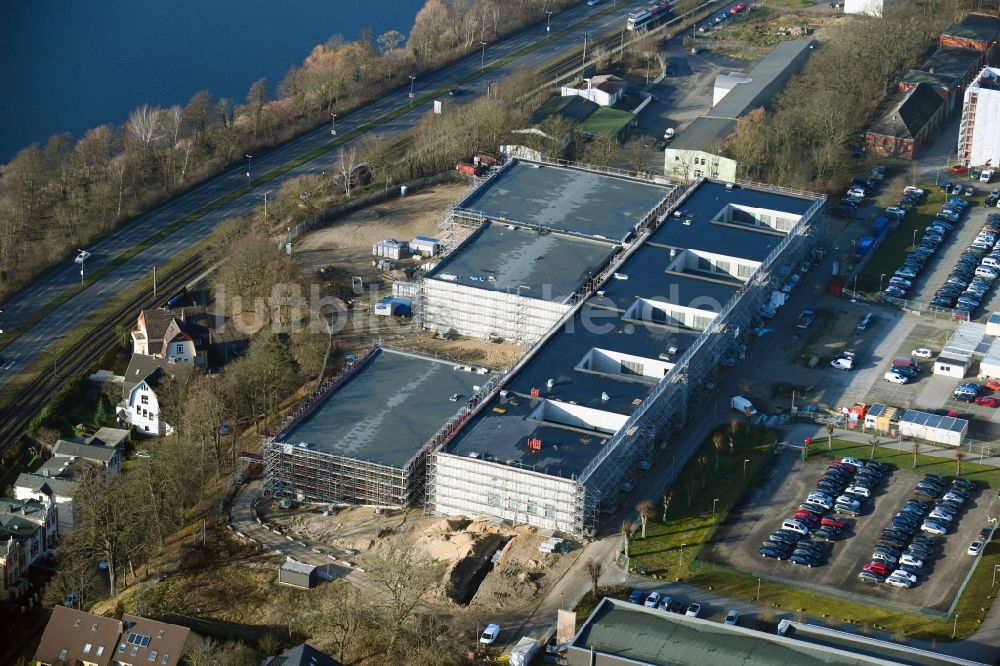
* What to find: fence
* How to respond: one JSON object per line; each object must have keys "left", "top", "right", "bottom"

{"left": 843, "top": 289, "right": 972, "bottom": 322}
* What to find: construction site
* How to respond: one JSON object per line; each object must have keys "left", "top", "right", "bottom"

{"left": 263, "top": 157, "right": 826, "bottom": 539}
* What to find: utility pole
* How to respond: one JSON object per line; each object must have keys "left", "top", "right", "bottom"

{"left": 153, "top": 266, "right": 156, "bottom": 298}
{"left": 481, "top": 42, "right": 487, "bottom": 71}
{"left": 245, "top": 154, "right": 252, "bottom": 188}
{"left": 582, "top": 33, "right": 589, "bottom": 68}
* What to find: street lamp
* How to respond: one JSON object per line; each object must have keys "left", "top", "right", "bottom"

{"left": 480, "top": 42, "right": 488, "bottom": 71}
{"left": 743, "top": 459, "right": 750, "bottom": 478}
{"left": 993, "top": 563, "right": 1000, "bottom": 586}
{"left": 712, "top": 498, "right": 720, "bottom": 521}
{"left": 76, "top": 248, "right": 86, "bottom": 285}
{"left": 879, "top": 273, "right": 886, "bottom": 293}
{"left": 245, "top": 154, "right": 252, "bottom": 188}
{"left": 408, "top": 75, "right": 416, "bottom": 104}
{"left": 546, "top": 11, "right": 552, "bottom": 38}
{"left": 330, "top": 113, "right": 336, "bottom": 136}
{"left": 582, "top": 33, "right": 589, "bottom": 68}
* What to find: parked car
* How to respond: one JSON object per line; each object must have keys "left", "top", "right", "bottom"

{"left": 912, "top": 348, "right": 933, "bottom": 358}
{"left": 858, "top": 571, "right": 884, "bottom": 584}
{"left": 975, "top": 396, "right": 999, "bottom": 407}
{"left": 724, "top": 610, "right": 739, "bottom": 625}
{"left": 969, "top": 541, "right": 985, "bottom": 556}
{"left": 628, "top": 590, "right": 645, "bottom": 604}
{"left": 480, "top": 624, "right": 501, "bottom": 645}
{"left": 644, "top": 591, "right": 661, "bottom": 608}
{"left": 884, "top": 371, "right": 909, "bottom": 384}
{"left": 685, "top": 603, "right": 701, "bottom": 617}
{"left": 921, "top": 521, "right": 947, "bottom": 535}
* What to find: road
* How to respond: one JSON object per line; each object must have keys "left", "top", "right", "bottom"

{"left": 0, "top": 0, "right": 649, "bottom": 388}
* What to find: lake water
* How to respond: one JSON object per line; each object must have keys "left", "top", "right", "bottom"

{"left": 0, "top": 0, "right": 425, "bottom": 162}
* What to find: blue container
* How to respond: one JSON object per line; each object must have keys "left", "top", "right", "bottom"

{"left": 857, "top": 236, "right": 876, "bottom": 255}
{"left": 381, "top": 296, "right": 412, "bottom": 317}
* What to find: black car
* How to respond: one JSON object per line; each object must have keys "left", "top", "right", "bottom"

{"left": 882, "top": 528, "right": 910, "bottom": 538}
{"left": 908, "top": 498, "right": 931, "bottom": 510}
{"left": 762, "top": 540, "right": 791, "bottom": 552}
{"left": 668, "top": 599, "right": 686, "bottom": 613}
{"left": 770, "top": 531, "right": 799, "bottom": 545}
{"left": 953, "top": 478, "right": 976, "bottom": 491}
{"left": 912, "top": 534, "right": 937, "bottom": 546}
{"left": 980, "top": 527, "right": 993, "bottom": 540}
{"left": 877, "top": 538, "right": 906, "bottom": 550}
{"left": 906, "top": 544, "right": 932, "bottom": 558}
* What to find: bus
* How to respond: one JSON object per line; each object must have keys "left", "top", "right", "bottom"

{"left": 626, "top": 1, "right": 672, "bottom": 31}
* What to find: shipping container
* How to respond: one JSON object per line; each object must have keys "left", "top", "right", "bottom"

{"left": 408, "top": 236, "right": 439, "bottom": 256}
{"left": 393, "top": 281, "right": 420, "bottom": 298}
{"left": 456, "top": 162, "right": 480, "bottom": 176}
{"left": 373, "top": 238, "right": 407, "bottom": 260}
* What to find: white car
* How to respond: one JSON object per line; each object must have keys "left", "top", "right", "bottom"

{"left": 911, "top": 348, "right": 933, "bottom": 359}
{"left": 884, "top": 371, "right": 909, "bottom": 384}
{"left": 75, "top": 250, "right": 91, "bottom": 264}
{"left": 830, "top": 356, "right": 855, "bottom": 370}
{"left": 685, "top": 603, "right": 701, "bottom": 617}
{"left": 921, "top": 522, "right": 947, "bottom": 535}
{"left": 872, "top": 551, "right": 897, "bottom": 564}
{"left": 968, "top": 541, "right": 984, "bottom": 556}
{"left": 835, "top": 496, "right": 861, "bottom": 509}
{"left": 928, "top": 509, "right": 953, "bottom": 523}
{"left": 942, "top": 492, "right": 965, "bottom": 504}
{"left": 899, "top": 554, "right": 924, "bottom": 568}
{"left": 644, "top": 591, "right": 661, "bottom": 608}
{"left": 841, "top": 457, "right": 864, "bottom": 468}
{"left": 480, "top": 624, "right": 500, "bottom": 645}
{"left": 845, "top": 485, "right": 870, "bottom": 498}
{"left": 724, "top": 610, "right": 739, "bottom": 625}
{"left": 890, "top": 570, "right": 917, "bottom": 584}
{"left": 904, "top": 186, "right": 926, "bottom": 196}
{"left": 885, "top": 576, "right": 913, "bottom": 589}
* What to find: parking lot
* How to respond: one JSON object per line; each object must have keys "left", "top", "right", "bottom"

{"left": 702, "top": 444, "right": 997, "bottom": 613}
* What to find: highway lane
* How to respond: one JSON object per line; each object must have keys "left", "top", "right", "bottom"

{"left": 0, "top": 2, "right": 647, "bottom": 385}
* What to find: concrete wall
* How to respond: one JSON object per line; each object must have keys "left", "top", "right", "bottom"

{"left": 431, "top": 453, "right": 583, "bottom": 533}
{"left": 422, "top": 279, "right": 570, "bottom": 344}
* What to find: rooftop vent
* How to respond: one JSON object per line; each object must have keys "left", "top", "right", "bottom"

{"left": 601, "top": 392, "right": 610, "bottom": 402}
{"left": 674, "top": 211, "right": 682, "bottom": 218}
{"left": 725, "top": 182, "right": 735, "bottom": 191}
{"left": 546, "top": 378, "right": 555, "bottom": 389}
{"left": 613, "top": 273, "right": 629, "bottom": 280}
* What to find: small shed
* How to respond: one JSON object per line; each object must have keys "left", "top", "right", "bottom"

{"left": 864, "top": 403, "right": 899, "bottom": 434}
{"left": 934, "top": 352, "right": 971, "bottom": 378}
{"left": 408, "top": 236, "right": 439, "bottom": 256}
{"left": 980, "top": 338, "right": 1000, "bottom": 378}
{"left": 278, "top": 559, "right": 318, "bottom": 589}
{"left": 897, "top": 409, "right": 968, "bottom": 447}
{"left": 373, "top": 239, "right": 407, "bottom": 260}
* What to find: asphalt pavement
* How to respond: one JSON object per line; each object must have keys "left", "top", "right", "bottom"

{"left": 0, "top": 1, "right": 651, "bottom": 386}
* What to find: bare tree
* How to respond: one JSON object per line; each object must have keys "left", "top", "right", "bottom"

{"left": 334, "top": 145, "right": 361, "bottom": 198}
{"left": 377, "top": 29, "right": 406, "bottom": 52}
{"left": 698, "top": 455, "right": 709, "bottom": 488}
{"left": 662, "top": 490, "right": 673, "bottom": 522}
{"left": 619, "top": 520, "right": 633, "bottom": 569}
{"left": 636, "top": 500, "right": 654, "bottom": 538}
{"left": 955, "top": 449, "right": 966, "bottom": 477}
{"left": 364, "top": 548, "right": 439, "bottom": 651}
{"left": 586, "top": 559, "right": 603, "bottom": 599}
{"left": 127, "top": 104, "right": 161, "bottom": 154}
{"left": 743, "top": 406, "right": 753, "bottom": 434}
{"left": 869, "top": 435, "right": 880, "bottom": 461}
{"left": 712, "top": 431, "right": 724, "bottom": 470}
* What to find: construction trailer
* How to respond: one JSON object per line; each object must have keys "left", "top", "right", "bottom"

{"left": 427, "top": 174, "right": 826, "bottom": 536}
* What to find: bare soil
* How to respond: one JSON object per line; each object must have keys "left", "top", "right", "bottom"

{"left": 294, "top": 182, "right": 472, "bottom": 281}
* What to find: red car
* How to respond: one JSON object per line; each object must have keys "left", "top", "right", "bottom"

{"left": 731, "top": 2, "right": 746, "bottom": 13}
{"left": 975, "top": 396, "right": 999, "bottom": 407}
{"left": 987, "top": 379, "right": 1000, "bottom": 391}
{"left": 821, "top": 517, "right": 847, "bottom": 529}
{"left": 829, "top": 461, "right": 852, "bottom": 470}
{"left": 863, "top": 561, "right": 888, "bottom": 576}
{"left": 951, "top": 165, "right": 968, "bottom": 174}
{"left": 794, "top": 510, "right": 819, "bottom": 523}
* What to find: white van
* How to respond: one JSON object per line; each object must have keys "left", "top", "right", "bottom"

{"left": 781, "top": 519, "right": 809, "bottom": 535}
{"left": 981, "top": 169, "right": 994, "bottom": 183}
{"left": 976, "top": 265, "right": 999, "bottom": 280}
{"left": 731, "top": 395, "right": 757, "bottom": 415}
{"left": 884, "top": 371, "right": 908, "bottom": 384}
{"left": 982, "top": 257, "right": 1000, "bottom": 270}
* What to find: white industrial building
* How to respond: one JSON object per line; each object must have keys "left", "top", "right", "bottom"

{"left": 958, "top": 67, "right": 1000, "bottom": 169}
{"left": 897, "top": 410, "right": 968, "bottom": 447}
{"left": 427, "top": 171, "right": 825, "bottom": 536}
{"left": 843, "top": 0, "right": 896, "bottom": 17}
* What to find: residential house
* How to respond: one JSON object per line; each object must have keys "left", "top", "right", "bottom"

{"left": 0, "top": 534, "right": 28, "bottom": 601}
{"left": 122, "top": 355, "right": 194, "bottom": 436}
{"left": 0, "top": 497, "right": 59, "bottom": 564}
{"left": 53, "top": 438, "right": 121, "bottom": 480}
{"left": 131, "top": 307, "right": 209, "bottom": 369}
{"left": 34, "top": 607, "right": 190, "bottom": 666}
{"left": 865, "top": 82, "right": 946, "bottom": 159}
{"left": 262, "top": 643, "right": 345, "bottom": 666}
{"left": 15, "top": 457, "right": 94, "bottom": 533}
{"left": 561, "top": 74, "right": 627, "bottom": 107}
{"left": 898, "top": 46, "right": 987, "bottom": 113}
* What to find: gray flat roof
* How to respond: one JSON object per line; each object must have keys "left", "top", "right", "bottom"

{"left": 444, "top": 180, "right": 820, "bottom": 478}
{"left": 569, "top": 599, "right": 984, "bottom": 666}
{"left": 898, "top": 410, "right": 968, "bottom": 433}
{"left": 650, "top": 181, "right": 814, "bottom": 261}
{"left": 456, "top": 160, "right": 671, "bottom": 242}
{"left": 426, "top": 223, "right": 617, "bottom": 303}
{"left": 279, "top": 349, "right": 487, "bottom": 468}
{"left": 595, "top": 245, "right": 738, "bottom": 312}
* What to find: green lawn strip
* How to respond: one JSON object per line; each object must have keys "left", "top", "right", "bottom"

{"left": 628, "top": 436, "right": 999, "bottom": 639}
{"left": 857, "top": 187, "right": 987, "bottom": 292}
{"left": 628, "top": 426, "right": 776, "bottom": 575}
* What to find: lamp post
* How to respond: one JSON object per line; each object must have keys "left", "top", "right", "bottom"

{"left": 743, "top": 458, "right": 750, "bottom": 478}
{"left": 757, "top": 577, "right": 761, "bottom": 601}
{"left": 546, "top": 11, "right": 552, "bottom": 38}
{"left": 712, "top": 498, "right": 720, "bottom": 522}
{"left": 912, "top": 228, "right": 917, "bottom": 249}
{"left": 993, "top": 564, "right": 1000, "bottom": 586}
{"left": 678, "top": 543, "right": 686, "bottom": 569}
{"left": 582, "top": 33, "right": 589, "bottom": 68}
{"left": 408, "top": 75, "right": 416, "bottom": 105}
{"left": 330, "top": 113, "right": 336, "bottom": 136}
{"left": 76, "top": 248, "right": 86, "bottom": 285}
{"left": 480, "top": 42, "right": 487, "bottom": 71}
{"left": 879, "top": 273, "right": 886, "bottom": 293}
{"left": 245, "top": 154, "right": 252, "bottom": 188}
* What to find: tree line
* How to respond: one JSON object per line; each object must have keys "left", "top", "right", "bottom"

{"left": 0, "top": 0, "right": 576, "bottom": 301}
{"left": 725, "top": 0, "right": 976, "bottom": 188}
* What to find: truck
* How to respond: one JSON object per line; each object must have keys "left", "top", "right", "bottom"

{"left": 456, "top": 162, "right": 481, "bottom": 176}
{"left": 891, "top": 355, "right": 919, "bottom": 371}
{"left": 796, "top": 309, "right": 816, "bottom": 329}
{"left": 508, "top": 637, "right": 539, "bottom": 666}
{"left": 626, "top": 1, "right": 671, "bottom": 30}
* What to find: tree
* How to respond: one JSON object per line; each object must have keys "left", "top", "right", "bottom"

{"left": 216, "top": 233, "right": 281, "bottom": 314}
{"left": 955, "top": 449, "right": 966, "bottom": 476}
{"left": 661, "top": 490, "right": 673, "bottom": 522}
{"left": 826, "top": 422, "right": 835, "bottom": 451}
{"left": 743, "top": 406, "right": 753, "bottom": 434}
{"left": 364, "top": 548, "right": 439, "bottom": 651}
{"left": 912, "top": 440, "right": 921, "bottom": 468}
{"left": 225, "top": 333, "right": 300, "bottom": 429}
{"left": 377, "top": 29, "right": 406, "bottom": 53}
{"left": 586, "top": 559, "right": 603, "bottom": 599}
{"left": 729, "top": 419, "right": 739, "bottom": 454}
{"left": 712, "top": 431, "right": 724, "bottom": 470}
{"left": 698, "top": 455, "right": 709, "bottom": 488}
{"left": 334, "top": 145, "right": 361, "bottom": 198}
{"left": 182, "top": 374, "right": 231, "bottom": 474}
{"left": 621, "top": 137, "right": 651, "bottom": 174}
{"left": 246, "top": 78, "right": 270, "bottom": 142}
{"left": 636, "top": 500, "right": 654, "bottom": 538}
{"left": 869, "top": 435, "right": 880, "bottom": 461}
{"left": 619, "top": 520, "right": 633, "bottom": 569}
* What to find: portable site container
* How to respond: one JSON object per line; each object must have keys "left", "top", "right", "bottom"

{"left": 373, "top": 238, "right": 407, "bottom": 260}
{"left": 897, "top": 409, "right": 968, "bottom": 447}
{"left": 408, "top": 236, "right": 439, "bottom": 256}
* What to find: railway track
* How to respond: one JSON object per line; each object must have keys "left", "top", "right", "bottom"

{"left": 0, "top": 257, "right": 206, "bottom": 470}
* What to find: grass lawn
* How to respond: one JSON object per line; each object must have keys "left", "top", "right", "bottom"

{"left": 858, "top": 185, "right": 989, "bottom": 292}
{"left": 620, "top": 436, "right": 1000, "bottom": 640}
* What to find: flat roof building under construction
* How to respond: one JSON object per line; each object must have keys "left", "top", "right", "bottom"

{"left": 455, "top": 160, "right": 671, "bottom": 242}
{"left": 428, "top": 178, "right": 824, "bottom": 535}
{"left": 263, "top": 348, "right": 495, "bottom": 507}
{"left": 422, "top": 160, "right": 676, "bottom": 345}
